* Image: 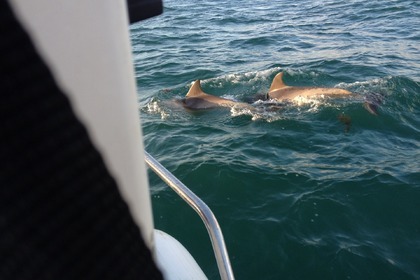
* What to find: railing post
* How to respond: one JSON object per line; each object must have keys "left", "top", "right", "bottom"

{"left": 144, "top": 151, "right": 235, "bottom": 280}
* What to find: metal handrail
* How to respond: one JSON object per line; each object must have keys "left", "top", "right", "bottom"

{"left": 144, "top": 151, "right": 235, "bottom": 280}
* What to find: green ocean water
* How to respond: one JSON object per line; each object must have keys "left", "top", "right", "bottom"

{"left": 130, "top": 0, "right": 420, "bottom": 279}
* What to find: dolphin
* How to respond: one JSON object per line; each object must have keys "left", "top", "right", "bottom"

{"left": 181, "top": 80, "right": 251, "bottom": 110}
{"left": 267, "top": 72, "right": 352, "bottom": 100}
{"left": 268, "top": 72, "right": 379, "bottom": 115}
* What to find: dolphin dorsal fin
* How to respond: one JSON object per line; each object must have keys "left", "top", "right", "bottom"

{"left": 186, "top": 80, "right": 206, "bottom": 97}
{"left": 269, "top": 72, "right": 287, "bottom": 92}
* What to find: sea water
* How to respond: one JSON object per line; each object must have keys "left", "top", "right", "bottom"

{"left": 130, "top": 0, "right": 420, "bottom": 279}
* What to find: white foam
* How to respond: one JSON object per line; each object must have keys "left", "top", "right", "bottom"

{"left": 291, "top": 95, "right": 324, "bottom": 110}
{"left": 202, "top": 67, "right": 282, "bottom": 87}
{"left": 230, "top": 103, "right": 285, "bottom": 122}
{"left": 146, "top": 100, "right": 169, "bottom": 119}
{"left": 336, "top": 76, "right": 393, "bottom": 95}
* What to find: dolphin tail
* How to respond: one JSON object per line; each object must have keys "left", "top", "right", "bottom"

{"left": 363, "top": 92, "right": 384, "bottom": 115}
{"left": 269, "top": 72, "right": 287, "bottom": 92}
{"left": 364, "top": 102, "right": 378, "bottom": 115}
{"left": 186, "top": 80, "right": 206, "bottom": 97}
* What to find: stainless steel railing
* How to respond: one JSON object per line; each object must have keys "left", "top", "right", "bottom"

{"left": 144, "top": 151, "right": 235, "bottom": 280}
